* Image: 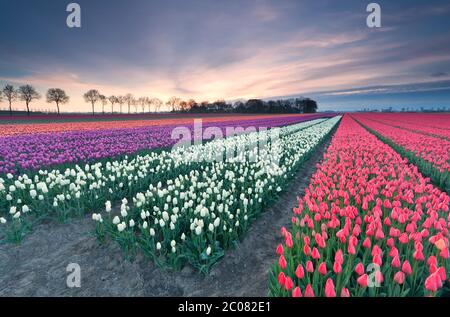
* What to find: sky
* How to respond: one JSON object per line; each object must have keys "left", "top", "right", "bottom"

{"left": 1, "top": 0, "right": 450, "bottom": 112}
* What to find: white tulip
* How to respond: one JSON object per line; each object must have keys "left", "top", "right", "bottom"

{"left": 156, "top": 242, "right": 161, "bottom": 250}
{"left": 0, "top": 217, "right": 6, "bottom": 224}
{"left": 112, "top": 216, "right": 120, "bottom": 225}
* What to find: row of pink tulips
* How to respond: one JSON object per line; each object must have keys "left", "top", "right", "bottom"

{"left": 269, "top": 115, "right": 449, "bottom": 297}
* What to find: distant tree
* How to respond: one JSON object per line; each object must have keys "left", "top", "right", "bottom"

{"left": 166, "top": 96, "right": 182, "bottom": 112}
{"left": 18, "top": 85, "right": 41, "bottom": 116}
{"left": 138, "top": 97, "right": 148, "bottom": 113}
{"left": 149, "top": 97, "right": 163, "bottom": 112}
{"left": 99, "top": 95, "right": 108, "bottom": 114}
{"left": 83, "top": 89, "right": 101, "bottom": 115}
{"left": 303, "top": 98, "right": 318, "bottom": 113}
{"left": 46, "top": 88, "right": 69, "bottom": 115}
{"left": 109, "top": 95, "right": 118, "bottom": 113}
{"left": 117, "top": 95, "right": 125, "bottom": 113}
{"left": 124, "top": 93, "right": 134, "bottom": 114}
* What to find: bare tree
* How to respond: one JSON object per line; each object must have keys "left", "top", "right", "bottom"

{"left": 3, "top": 85, "right": 19, "bottom": 116}
{"left": 18, "top": 85, "right": 41, "bottom": 116}
{"left": 138, "top": 97, "right": 150, "bottom": 113}
{"left": 124, "top": 93, "right": 134, "bottom": 114}
{"left": 83, "top": 89, "right": 101, "bottom": 115}
{"left": 46, "top": 88, "right": 69, "bottom": 115}
{"left": 149, "top": 98, "right": 163, "bottom": 113}
{"left": 117, "top": 95, "right": 125, "bottom": 114}
{"left": 166, "top": 96, "right": 182, "bottom": 112}
{"left": 133, "top": 97, "right": 138, "bottom": 113}
{"left": 108, "top": 95, "right": 118, "bottom": 113}
{"left": 99, "top": 95, "right": 108, "bottom": 114}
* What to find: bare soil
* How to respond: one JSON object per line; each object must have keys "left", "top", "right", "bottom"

{"left": 0, "top": 140, "right": 329, "bottom": 297}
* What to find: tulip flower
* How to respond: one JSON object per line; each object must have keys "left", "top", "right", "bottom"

{"left": 393, "top": 271, "right": 405, "bottom": 285}
{"left": 278, "top": 255, "right": 287, "bottom": 270}
{"left": 318, "top": 262, "right": 327, "bottom": 275}
{"left": 306, "top": 261, "right": 314, "bottom": 273}
{"left": 284, "top": 276, "right": 294, "bottom": 291}
{"left": 304, "top": 284, "right": 315, "bottom": 297}
{"left": 340, "top": 288, "right": 350, "bottom": 297}
{"left": 355, "top": 263, "right": 365, "bottom": 275}
{"left": 402, "top": 261, "right": 413, "bottom": 275}
{"left": 276, "top": 244, "right": 284, "bottom": 255}
{"left": 292, "top": 287, "right": 302, "bottom": 297}
{"left": 357, "top": 274, "right": 369, "bottom": 288}
{"left": 325, "top": 278, "right": 336, "bottom": 297}
{"left": 295, "top": 264, "right": 305, "bottom": 279}
{"left": 278, "top": 272, "right": 286, "bottom": 287}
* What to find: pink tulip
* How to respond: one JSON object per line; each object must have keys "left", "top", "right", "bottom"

{"left": 276, "top": 244, "right": 284, "bottom": 255}
{"left": 402, "top": 260, "right": 413, "bottom": 275}
{"left": 393, "top": 271, "right": 405, "bottom": 285}
{"left": 292, "top": 286, "right": 302, "bottom": 297}
{"left": 318, "top": 262, "right": 327, "bottom": 275}
{"left": 278, "top": 272, "right": 285, "bottom": 286}
{"left": 304, "top": 284, "right": 315, "bottom": 297}
{"left": 340, "top": 287, "right": 350, "bottom": 297}
{"left": 278, "top": 255, "right": 287, "bottom": 270}
{"left": 357, "top": 274, "right": 369, "bottom": 288}
{"left": 325, "top": 278, "right": 336, "bottom": 297}
{"left": 306, "top": 260, "right": 314, "bottom": 273}
{"left": 284, "top": 276, "right": 294, "bottom": 291}
{"left": 295, "top": 264, "right": 304, "bottom": 279}
{"left": 355, "top": 263, "right": 365, "bottom": 275}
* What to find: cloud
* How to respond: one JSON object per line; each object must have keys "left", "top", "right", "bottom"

{"left": 431, "top": 71, "right": 448, "bottom": 78}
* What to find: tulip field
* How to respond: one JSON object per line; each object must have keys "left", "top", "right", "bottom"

{"left": 270, "top": 114, "right": 450, "bottom": 297}
{"left": 0, "top": 112, "right": 448, "bottom": 297}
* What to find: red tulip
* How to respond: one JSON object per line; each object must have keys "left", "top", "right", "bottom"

{"left": 306, "top": 260, "right": 314, "bottom": 273}
{"left": 325, "top": 278, "right": 336, "bottom": 297}
{"left": 357, "top": 274, "right": 369, "bottom": 288}
{"left": 278, "top": 272, "right": 285, "bottom": 286}
{"left": 304, "top": 284, "right": 315, "bottom": 297}
{"left": 391, "top": 255, "right": 401, "bottom": 268}
{"left": 295, "top": 264, "right": 305, "bottom": 279}
{"left": 333, "top": 261, "right": 342, "bottom": 274}
{"left": 311, "top": 247, "right": 320, "bottom": 260}
{"left": 335, "top": 249, "right": 344, "bottom": 264}
{"left": 355, "top": 262, "right": 365, "bottom": 275}
{"left": 285, "top": 235, "right": 293, "bottom": 249}
{"left": 278, "top": 255, "right": 287, "bottom": 269}
{"left": 362, "top": 237, "right": 371, "bottom": 249}
{"left": 427, "top": 256, "right": 437, "bottom": 267}
{"left": 340, "top": 287, "right": 350, "bottom": 297}
{"left": 284, "top": 276, "right": 294, "bottom": 291}
{"left": 303, "top": 244, "right": 311, "bottom": 256}
{"left": 402, "top": 260, "right": 413, "bottom": 275}
{"left": 424, "top": 272, "right": 442, "bottom": 292}
{"left": 292, "top": 286, "right": 302, "bottom": 297}
{"left": 388, "top": 246, "right": 398, "bottom": 258}
{"left": 375, "top": 270, "right": 384, "bottom": 284}
{"left": 399, "top": 233, "right": 409, "bottom": 244}
{"left": 439, "top": 247, "right": 449, "bottom": 259}
{"left": 386, "top": 238, "right": 395, "bottom": 248}
{"left": 318, "top": 262, "right": 327, "bottom": 275}
{"left": 276, "top": 244, "right": 284, "bottom": 255}
{"left": 393, "top": 271, "right": 405, "bottom": 285}
{"left": 413, "top": 249, "right": 425, "bottom": 261}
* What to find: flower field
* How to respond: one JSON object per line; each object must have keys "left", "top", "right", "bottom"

{"left": 269, "top": 115, "right": 449, "bottom": 297}
{"left": 0, "top": 114, "right": 333, "bottom": 174}
{"left": 353, "top": 114, "right": 450, "bottom": 193}
{"left": 1, "top": 112, "right": 448, "bottom": 297}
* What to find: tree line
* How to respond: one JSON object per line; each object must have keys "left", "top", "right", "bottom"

{"left": 0, "top": 84, "right": 318, "bottom": 115}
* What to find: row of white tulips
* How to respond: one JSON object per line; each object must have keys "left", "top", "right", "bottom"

{"left": 0, "top": 117, "right": 333, "bottom": 243}
{"left": 91, "top": 116, "right": 341, "bottom": 271}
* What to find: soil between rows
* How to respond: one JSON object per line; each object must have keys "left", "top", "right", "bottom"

{"left": 0, "top": 139, "right": 330, "bottom": 297}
